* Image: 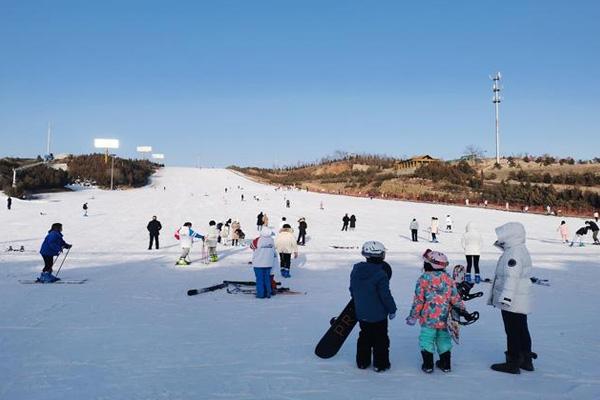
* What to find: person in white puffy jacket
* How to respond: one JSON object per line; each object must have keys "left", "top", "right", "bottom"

{"left": 430, "top": 217, "right": 439, "bottom": 243}
{"left": 275, "top": 224, "right": 298, "bottom": 278}
{"left": 488, "top": 222, "right": 535, "bottom": 374}
{"left": 206, "top": 221, "right": 220, "bottom": 262}
{"left": 250, "top": 228, "right": 278, "bottom": 298}
{"left": 176, "top": 222, "right": 205, "bottom": 265}
{"left": 461, "top": 222, "right": 483, "bottom": 283}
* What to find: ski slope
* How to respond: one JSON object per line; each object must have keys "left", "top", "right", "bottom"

{"left": 0, "top": 167, "right": 598, "bottom": 400}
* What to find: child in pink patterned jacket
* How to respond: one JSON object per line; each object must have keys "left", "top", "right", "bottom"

{"left": 406, "top": 249, "right": 464, "bottom": 373}
{"left": 557, "top": 221, "right": 569, "bottom": 243}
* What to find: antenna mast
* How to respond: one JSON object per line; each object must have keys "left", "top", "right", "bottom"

{"left": 491, "top": 72, "right": 502, "bottom": 164}
{"left": 47, "top": 121, "right": 52, "bottom": 156}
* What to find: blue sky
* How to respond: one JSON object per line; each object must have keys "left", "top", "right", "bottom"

{"left": 1, "top": 1, "right": 598, "bottom": 167}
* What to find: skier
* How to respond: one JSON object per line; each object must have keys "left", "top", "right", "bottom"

{"left": 406, "top": 249, "right": 463, "bottom": 373}
{"left": 147, "top": 215, "right": 162, "bottom": 250}
{"left": 262, "top": 213, "right": 270, "bottom": 228}
{"left": 250, "top": 228, "right": 278, "bottom": 299}
{"left": 570, "top": 226, "right": 589, "bottom": 247}
{"left": 341, "top": 214, "right": 350, "bottom": 231}
{"left": 275, "top": 224, "right": 298, "bottom": 278}
{"left": 585, "top": 221, "right": 599, "bottom": 244}
{"left": 83, "top": 202, "right": 88, "bottom": 217}
{"left": 430, "top": 217, "right": 439, "bottom": 243}
{"left": 350, "top": 214, "right": 357, "bottom": 231}
{"left": 256, "top": 212, "right": 264, "bottom": 231}
{"left": 176, "top": 222, "right": 205, "bottom": 265}
{"left": 410, "top": 218, "right": 419, "bottom": 242}
{"left": 488, "top": 222, "right": 536, "bottom": 374}
{"left": 286, "top": 199, "right": 291, "bottom": 208}
{"left": 350, "top": 241, "right": 397, "bottom": 372}
{"left": 241, "top": 194, "right": 244, "bottom": 201}
{"left": 38, "top": 223, "right": 72, "bottom": 282}
{"left": 461, "top": 222, "right": 483, "bottom": 283}
{"left": 320, "top": 201, "right": 324, "bottom": 210}
{"left": 230, "top": 220, "right": 241, "bottom": 246}
{"left": 297, "top": 217, "right": 307, "bottom": 245}
{"left": 594, "top": 211, "right": 599, "bottom": 222}
{"left": 206, "top": 221, "right": 219, "bottom": 262}
{"left": 7, "top": 196, "right": 11, "bottom": 210}
{"left": 557, "top": 221, "right": 569, "bottom": 243}
{"left": 445, "top": 215, "right": 453, "bottom": 232}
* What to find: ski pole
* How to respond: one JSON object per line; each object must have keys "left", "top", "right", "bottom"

{"left": 54, "top": 247, "right": 71, "bottom": 277}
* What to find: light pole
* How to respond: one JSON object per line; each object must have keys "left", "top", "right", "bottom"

{"left": 94, "top": 138, "right": 120, "bottom": 190}
{"left": 491, "top": 72, "right": 502, "bottom": 164}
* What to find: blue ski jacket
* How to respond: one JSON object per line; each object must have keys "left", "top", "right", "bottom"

{"left": 350, "top": 261, "right": 397, "bottom": 322}
{"left": 40, "top": 230, "right": 69, "bottom": 257}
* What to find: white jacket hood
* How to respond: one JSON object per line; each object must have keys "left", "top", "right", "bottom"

{"left": 495, "top": 222, "right": 526, "bottom": 249}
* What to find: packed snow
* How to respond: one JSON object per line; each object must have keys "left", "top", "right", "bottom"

{"left": 1, "top": 167, "right": 598, "bottom": 400}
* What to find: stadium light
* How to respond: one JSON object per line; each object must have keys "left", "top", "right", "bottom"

{"left": 152, "top": 153, "right": 165, "bottom": 160}
{"left": 137, "top": 146, "right": 152, "bottom": 160}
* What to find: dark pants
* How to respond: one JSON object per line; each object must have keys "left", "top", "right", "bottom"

{"left": 279, "top": 253, "right": 291, "bottom": 270}
{"left": 232, "top": 239, "right": 239, "bottom": 246}
{"left": 431, "top": 233, "right": 437, "bottom": 241}
{"left": 411, "top": 229, "right": 418, "bottom": 241}
{"left": 149, "top": 233, "right": 159, "bottom": 249}
{"left": 297, "top": 231, "right": 306, "bottom": 245}
{"left": 501, "top": 310, "right": 532, "bottom": 358}
{"left": 466, "top": 255, "right": 480, "bottom": 274}
{"left": 356, "top": 319, "right": 390, "bottom": 369}
{"left": 342, "top": 223, "right": 348, "bottom": 231}
{"left": 593, "top": 230, "right": 599, "bottom": 243}
{"left": 42, "top": 255, "right": 54, "bottom": 273}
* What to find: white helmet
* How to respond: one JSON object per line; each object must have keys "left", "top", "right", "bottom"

{"left": 361, "top": 241, "right": 386, "bottom": 259}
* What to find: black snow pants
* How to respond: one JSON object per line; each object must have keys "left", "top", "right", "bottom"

{"left": 149, "top": 233, "right": 159, "bottom": 249}
{"left": 411, "top": 229, "right": 418, "bottom": 242}
{"left": 501, "top": 310, "right": 532, "bottom": 358}
{"left": 466, "top": 255, "right": 480, "bottom": 274}
{"left": 42, "top": 255, "right": 54, "bottom": 273}
{"left": 297, "top": 230, "right": 306, "bottom": 245}
{"left": 356, "top": 319, "right": 390, "bottom": 369}
{"left": 279, "top": 253, "right": 291, "bottom": 271}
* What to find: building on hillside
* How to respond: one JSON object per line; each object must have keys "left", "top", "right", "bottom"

{"left": 396, "top": 155, "right": 441, "bottom": 170}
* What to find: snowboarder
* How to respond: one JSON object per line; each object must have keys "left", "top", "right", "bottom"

{"left": 461, "top": 222, "right": 483, "bottom": 283}
{"left": 570, "top": 226, "right": 589, "bottom": 247}
{"left": 147, "top": 216, "right": 162, "bottom": 250}
{"left": 256, "top": 212, "right": 264, "bottom": 231}
{"left": 83, "top": 202, "right": 88, "bottom": 217}
{"left": 176, "top": 222, "right": 205, "bottom": 265}
{"left": 430, "top": 217, "right": 439, "bottom": 243}
{"left": 557, "top": 221, "right": 569, "bottom": 243}
{"left": 341, "top": 214, "right": 350, "bottom": 231}
{"left": 445, "top": 215, "right": 453, "bottom": 232}
{"left": 250, "top": 228, "right": 278, "bottom": 299}
{"left": 7, "top": 196, "right": 11, "bottom": 210}
{"left": 350, "top": 241, "right": 397, "bottom": 372}
{"left": 206, "top": 221, "right": 219, "bottom": 262}
{"left": 230, "top": 220, "right": 241, "bottom": 246}
{"left": 406, "top": 249, "right": 463, "bottom": 373}
{"left": 38, "top": 223, "right": 72, "bottom": 282}
{"left": 275, "top": 224, "right": 298, "bottom": 278}
{"left": 585, "top": 221, "right": 599, "bottom": 244}
{"left": 488, "top": 222, "right": 536, "bottom": 374}
{"left": 350, "top": 215, "right": 357, "bottom": 231}
{"left": 297, "top": 217, "right": 307, "bottom": 245}
{"left": 410, "top": 218, "right": 419, "bottom": 242}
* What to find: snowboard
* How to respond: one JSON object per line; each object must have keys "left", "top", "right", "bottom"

{"left": 314, "top": 262, "right": 392, "bottom": 359}
{"left": 447, "top": 265, "right": 464, "bottom": 344}
{"left": 449, "top": 265, "right": 480, "bottom": 344}
{"left": 187, "top": 280, "right": 282, "bottom": 296}
{"left": 19, "top": 279, "right": 88, "bottom": 284}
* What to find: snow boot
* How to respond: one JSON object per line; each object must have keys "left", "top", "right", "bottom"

{"left": 474, "top": 274, "right": 481, "bottom": 284}
{"left": 491, "top": 353, "right": 521, "bottom": 374}
{"left": 421, "top": 351, "right": 434, "bottom": 373}
{"left": 37, "top": 272, "right": 60, "bottom": 283}
{"left": 465, "top": 274, "right": 472, "bottom": 283}
{"left": 517, "top": 351, "right": 537, "bottom": 371}
{"left": 374, "top": 365, "right": 390, "bottom": 373}
{"left": 436, "top": 351, "right": 451, "bottom": 372}
{"left": 176, "top": 258, "right": 190, "bottom": 266}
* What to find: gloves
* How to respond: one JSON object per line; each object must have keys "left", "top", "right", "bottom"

{"left": 405, "top": 317, "right": 417, "bottom": 326}
{"left": 388, "top": 312, "right": 396, "bottom": 320}
{"left": 65, "top": 244, "right": 73, "bottom": 249}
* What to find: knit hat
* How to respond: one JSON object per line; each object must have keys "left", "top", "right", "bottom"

{"left": 422, "top": 249, "right": 449, "bottom": 269}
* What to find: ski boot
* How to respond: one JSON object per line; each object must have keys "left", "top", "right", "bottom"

{"left": 465, "top": 274, "right": 472, "bottom": 283}
{"left": 421, "top": 351, "right": 434, "bottom": 373}
{"left": 176, "top": 258, "right": 190, "bottom": 266}
{"left": 474, "top": 274, "right": 481, "bottom": 284}
{"left": 19, "top": 245, "right": 25, "bottom": 252}
{"left": 210, "top": 255, "right": 218, "bottom": 262}
{"left": 435, "top": 351, "right": 451, "bottom": 372}
{"left": 491, "top": 353, "right": 521, "bottom": 374}
{"left": 37, "top": 272, "right": 60, "bottom": 283}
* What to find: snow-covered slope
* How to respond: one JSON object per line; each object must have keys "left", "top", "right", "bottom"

{"left": 0, "top": 167, "right": 598, "bottom": 399}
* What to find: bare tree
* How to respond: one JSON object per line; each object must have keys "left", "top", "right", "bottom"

{"left": 463, "top": 145, "right": 485, "bottom": 163}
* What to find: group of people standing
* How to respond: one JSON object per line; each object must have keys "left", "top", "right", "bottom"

{"left": 341, "top": 213, "right": 357, "bottom": 231}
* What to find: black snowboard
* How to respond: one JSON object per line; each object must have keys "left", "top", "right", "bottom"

{"left": 314, "top": 262, "right": 392, "bottom": 359}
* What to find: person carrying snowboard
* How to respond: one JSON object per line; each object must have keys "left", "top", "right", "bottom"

{"left": 461, "top": 222, "right": 483, "bottom": 283}
{"left": 570, "top": 225, "right": 589, "bottom": 247}
{"left": 341, "top": 214, "right": 350, "bottom": 231}
{"left": 206, "top": 221, "right": 219, "bottom": 262}
{"left": 147, "top": 215, "right": 162, "bottom": 250}
{"left": 350, "top": 214, "right": 357, "bottom": 230}
{"left": 250, "top": 228, "right": 278, "bottom": 299}
{"left": 488, "top": 222, "right": 536, "bottom": 374}
{"left": 297, "top": 217, "right": 307, "bottom": 245}
{"left": 557, "top": 221, "right": 569, "bottom": 243}
{"left": 585, "top": 220, "right": 599, "bottom": 244}
{"left": 176, "top": 222, "right": 205, "bottom": 265}
{"left": 275, "top": 224, "right": 298, "bottom": 278}
{"left": 350, "top": 241, "right": 397, "bottom": 372}
{"left": 38, "top": 223, "right": 72, "bottom": 282}
{"left": 410, "top": 218, "right": 419, "bottom": 242}
{"left": 406, "top": 249, "right": 463, "bottom": 373}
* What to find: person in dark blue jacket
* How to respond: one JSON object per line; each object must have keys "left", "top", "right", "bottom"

{"left": 39, "top": 223, "right": 72, "bottom": 282}
{"left": 350, "top": 241, "right": 397, "bottom": 372}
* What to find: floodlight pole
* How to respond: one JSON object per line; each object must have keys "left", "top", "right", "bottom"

{"left": 110, "top": 155, "right": 115, "bottom": 190}
{"left": 46, "top": 122, "right": 52, "bottom": 156}
{"left": 492, "top": 72, "right": 502, "bottom": 164}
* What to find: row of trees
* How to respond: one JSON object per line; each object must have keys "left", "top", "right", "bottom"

{"left": 508, "top": 170, "right": 600, "bottom": 186}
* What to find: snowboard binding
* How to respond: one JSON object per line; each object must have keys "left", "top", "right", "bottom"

{"left": 451, "top": 306, "right": 479, "bottom": 326}
{"left": 457, "top": 281, "right": 483, "bottom": 301}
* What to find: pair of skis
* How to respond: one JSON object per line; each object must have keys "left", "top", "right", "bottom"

{"left": 187, "top": 280, "right": 305, "bottom": 296}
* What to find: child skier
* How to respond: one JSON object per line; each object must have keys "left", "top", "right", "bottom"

{"left": 176, "top": 222, "right": 205, "bottom": 265}
{"left": 250, "top": 228, "right": 278, "bottom": 299}
{"left": 350, "top": 241, "right": 397, "bottom": 372}
{"left": 275, "top": 224, "right": 298, "bottom": 278}
{"left": 38, "top": 223, "right": 72, "bottom": 282}
{"left": 445, "top": 215, "right": 453, "bottom": 232}
{"left": 206, "top": 221, "right": 219, "bottom": 262}
{"left": 488, "top": 222, "right": 536, "bottom": 374}
{"left": 557, "top": 221, "right": 569, "bottom": 243}
{"left": 406, "top": 249, "right": 464, "bottom": 373}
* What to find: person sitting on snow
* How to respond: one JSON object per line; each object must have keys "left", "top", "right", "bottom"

{"left": 38, "top": 223, "right": 72, "bottom": 282}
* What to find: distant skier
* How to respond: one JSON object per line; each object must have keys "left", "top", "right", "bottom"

{"left": 206, "top": 221, "right": 219, "bottom": 262}
{"left": 7, "top": 196, "right": 11, "bottom": 210}
{"left": 286, "top": 199, "right": 291, "bottom": 208}
{"left": 594, "top": 211, "right": 599, "bottom": 222}
{"left": 341, "top": 214, "right": 350, "bottom": 231}
{"left": 250, "top": 228, "right": 278, "bottom": 299}
{"left": 445, "top": 215, "right": 453, "bottom": 232}
{"left": 320, "top": 201, "right": 324, "bottom": 210}
{"left": 570, "top": 226, "right": 589, "bottom": 247}
{"left": 585, "top": 221, "right": 599, "bottom": 244}
{"left": 297, "top": 217, "right": 307, "bottom": 245}
{"left": 557, "top": 221, "right": 569, "bottom": 243}
{"left": 350, "top": 215, "right": 357, "bottom": 230}
{"left": 83, "top": 202, "right": 88, "bottom": 217}
{"left": 256, "top": 212, "right": 264, "bottom": 231}
{"left": 38, "top": 223, "right": 72, "bottom": 283}
{"left": 230, "top": 220, "right": 241, "bottom": 246}
{"left": 488, "top": 222, "right": 536, "bottom": 374}
{"left": 279, "top": 217, "right": 287, "bottom": 229}
{"left": 176, "top": 222, "right": 205, "bottom": 265}
{"left": 430, "top": 217, "right": 439, "bottom": 243}
{"left": 461, "top": 222, "right": 482, "bottom": 283}
{"left": 350, "top": 241, "right": 397, "bottom": 372}
{"left": 410, "top": 218, "right": 419, "bottom": 242}
{"left": 275, "top": 224, "right": 298, "bottom": 278}
{"left": 241, "top": 194, "right": 244, "bottom": 201}
{"left": 406, "top": 249, "right": 463, "bottom": 373}
{"left": 147, "top": 216, "right": 162, "bottom": 250}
